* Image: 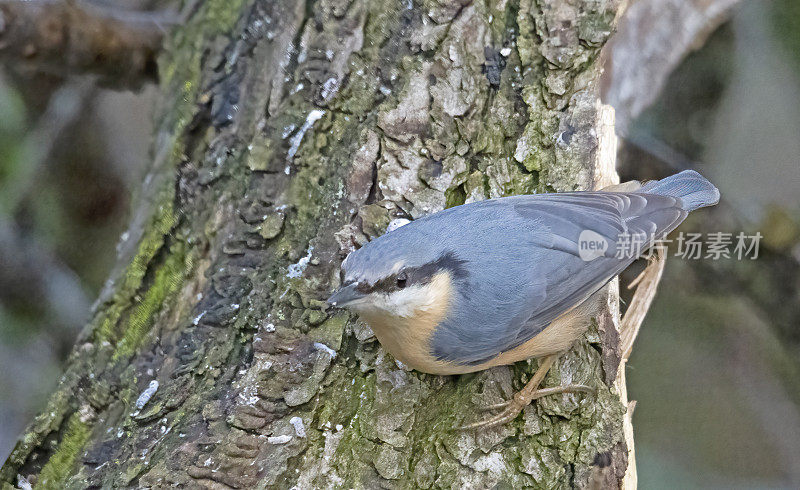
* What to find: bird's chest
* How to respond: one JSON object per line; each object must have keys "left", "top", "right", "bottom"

{"left": 360, "top": 312, "right": 446, "bottom": 373}
{"left": 356, "top": 272, "right": 457, "bottom": 374}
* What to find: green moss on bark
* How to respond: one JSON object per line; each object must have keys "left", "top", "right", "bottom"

{"left": 96, "top": 196, "right": 175, "bottom": 345}
{"left": 35, "top": 415, "right": 90, "bottom": 489}
{"left": 113, "top": 242, "right": 192, "bottom": 360}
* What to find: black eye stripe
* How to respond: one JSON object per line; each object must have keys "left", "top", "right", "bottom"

{"left": 397, "top": 252, "right": 468, "bottom": 284}
{"left": 372, "top": 273, "right": 404, "bottom": 293}
{"left": 357, "top": 252, "right": 467, "bottom": 295}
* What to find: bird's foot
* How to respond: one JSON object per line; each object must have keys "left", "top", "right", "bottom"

{"left": 459, "top": 384, "right": 596, "bottom": 430}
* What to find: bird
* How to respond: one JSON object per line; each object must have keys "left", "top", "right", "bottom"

{"left": 327, "top": 170, "right": 720, "bottom": 428}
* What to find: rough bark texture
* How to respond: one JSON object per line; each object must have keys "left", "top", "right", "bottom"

{"left": 1, "top": 0, "right": 628, "bottom": 487}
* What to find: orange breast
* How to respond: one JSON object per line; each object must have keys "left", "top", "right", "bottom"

{"left": 359, "top": 271, "right": 458, "bottom": 374}
{"left": 361, "top": 276, "right": 604, "bottom": 375}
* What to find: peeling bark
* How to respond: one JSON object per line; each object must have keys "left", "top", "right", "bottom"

{"left": 1, "top": 0, "right": 630, "bottom": 487}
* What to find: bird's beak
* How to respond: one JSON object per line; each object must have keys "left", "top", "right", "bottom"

{"left": 327, "top": 282, "right": 366, "bottom": 307}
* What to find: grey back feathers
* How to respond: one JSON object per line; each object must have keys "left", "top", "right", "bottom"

{"left": 341, "top": 170, "right": 719, "bottom": 366}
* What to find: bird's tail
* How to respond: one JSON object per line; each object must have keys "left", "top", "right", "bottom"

{"left": 636, "top": 170, "right": 720, "bottom": 211}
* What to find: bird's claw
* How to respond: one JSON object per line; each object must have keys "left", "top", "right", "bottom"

{"left": 460, "top": 399, "right": 527, "bottom": 430}
{"left": 461, "top": 384, "right": 597, "bottom": 430}
{"left": 478, "top": 400, "right": 512, "bottom": 411}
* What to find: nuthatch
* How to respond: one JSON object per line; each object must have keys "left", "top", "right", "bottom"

{"left": 328, "top": 170, "right": 719, "bottom": 428}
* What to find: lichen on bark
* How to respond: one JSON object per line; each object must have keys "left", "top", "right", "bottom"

{"left": 1, "top": 0, "right": 628, "bottom": 488}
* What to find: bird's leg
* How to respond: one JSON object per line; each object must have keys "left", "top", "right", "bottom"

{"left": 460, "top": 354, "right": 595, "bottom": 430}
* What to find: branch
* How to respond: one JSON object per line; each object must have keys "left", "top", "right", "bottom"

{"left": 620, "top": 248, "right": 666, "bottom": 362}
{"left": 601, "top": 0, "right": 742, "bottom": 133}
{"left": 0, "top": 0, "right": 173, "bottom": 90}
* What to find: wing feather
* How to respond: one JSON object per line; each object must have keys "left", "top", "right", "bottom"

{"left": 431, "top": 191, "right": 689, "bottom": 365}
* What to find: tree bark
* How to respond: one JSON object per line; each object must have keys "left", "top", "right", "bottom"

{"left": 1, "top": 0, "right": 630, "bottom": 487}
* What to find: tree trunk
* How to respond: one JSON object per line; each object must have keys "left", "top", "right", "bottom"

{"left": 1, "top": 0, "right": 630, "bottom": 487}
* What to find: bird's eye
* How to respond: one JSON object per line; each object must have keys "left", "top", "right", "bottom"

{"left": 396, "top": 272, "right": 407, "bottom": 289}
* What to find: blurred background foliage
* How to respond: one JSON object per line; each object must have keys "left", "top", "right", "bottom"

{"left": 0, "top": 0, "right": 162, "bottom": 464}
{"left": 618, "top": 1, "right": 800, "bottom": 487}
{"left": 0, "top": 0, "right": 798, "bottom": 487}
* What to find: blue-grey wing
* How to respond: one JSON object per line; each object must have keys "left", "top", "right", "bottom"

{"left": 431, "top": 191, "right": 686, "bottom": 366}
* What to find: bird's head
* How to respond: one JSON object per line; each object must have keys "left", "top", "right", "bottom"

{"left": 326, "top": 223, "right": 467, "bottom": 319}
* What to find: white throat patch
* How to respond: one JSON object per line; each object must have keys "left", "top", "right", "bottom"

{"left": 350, "top": 272, "right": 450, "bottom": 319}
